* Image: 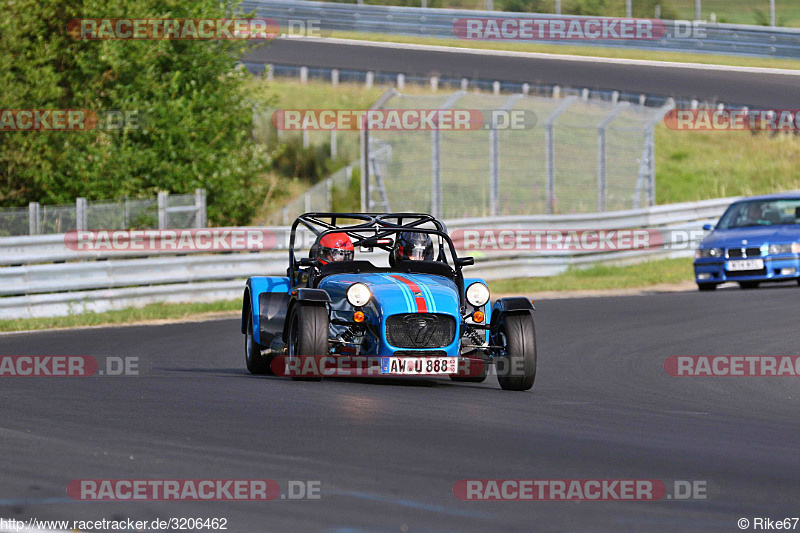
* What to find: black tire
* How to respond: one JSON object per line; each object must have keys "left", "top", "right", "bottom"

{"left": 287, "top": 304, "right": 329, "bottom": 381}
{"left": 697, "top": 283, "right": 717, "bottom": 291}
{"left": 496, "top": 314, "right": 537, "bottom": 391}
{"left": 739, "top": 281, "right": 760, "bottom": 289}
{"left": 245, "top": 313, "right": 273, "bottom": 375}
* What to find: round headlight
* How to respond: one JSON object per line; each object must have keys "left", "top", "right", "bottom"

{"left": 466, "top": 282, "right": 490, "bottom": 307}
{"left": 346, "top": 283, "right": 371, "bottom": 307}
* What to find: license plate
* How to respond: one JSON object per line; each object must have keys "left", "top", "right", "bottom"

{"left": 727, "top": 259, "right": 764, "bottom": 271}
{"left": 380, "top": 357, "right": 457, "bottom": 375}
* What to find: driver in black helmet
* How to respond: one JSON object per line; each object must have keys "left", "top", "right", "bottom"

{"left": 393, "top": 232, "right": 434, "bottom": 263}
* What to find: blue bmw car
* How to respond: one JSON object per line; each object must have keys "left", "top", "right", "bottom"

{"left": 694, "top": 193, "right": 800, "bottom": 291}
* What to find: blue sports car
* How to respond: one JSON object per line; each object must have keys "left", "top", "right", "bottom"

{"left": 694, "top": 193, "right": 800, "bottom": 291}
{"left": 241, "top": 213, "right": 537, "bottom": 391}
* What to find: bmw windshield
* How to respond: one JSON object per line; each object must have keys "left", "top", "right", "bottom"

{"left": 717, "top": 199, "right": 800, "bottom": 229}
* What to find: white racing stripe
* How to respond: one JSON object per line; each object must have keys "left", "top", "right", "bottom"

{"left": 314, "top": 37, "right": 800, "bottom": 76}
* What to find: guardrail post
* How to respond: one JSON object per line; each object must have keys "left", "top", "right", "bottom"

{"left": 461, "top": 78, "right": 469, "bottom": 91}
{"left": 194, "top": 189, "right": 207, "bottom": 228}
{"left": 365, "top": 71, "right": 374, "bottom": 89}
{"left": 493, "top": 81, "right": 501, "bottom": 95}
{"left": 28, "top": 202, "right": 40, "bottom": 235}
{"left": 330, "top": 129, "right": 337, "bottom": 159}
{"left": 331, "top": 69, "right": 339, "bottom": 86}
{"left": 397, "top": 73, "right": 405, "bottom": 90}
{"left": 302, "top": 129, "right": 310, "bottom": 148}
{"left": 300, "top": 66, "right": 308, "bottom": 84}
{"left": 430, "top": 75, "right": 439, "bottom": 93}
{"left": 76, "top": 197, "right": 87, "bottom": 231}
{"left": 266, "top": 64, "right": 273, "bottom": 81}
{"left": 543, "top": 96, "right": 578, "bottom": 214}
{"left": 158, "top": 191, "right": 168, "bottom": 229}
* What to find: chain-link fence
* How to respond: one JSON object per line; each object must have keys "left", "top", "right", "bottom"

{"left": 363, "top": 91, "right": 672, "bottom": 218}
{"left": 263, "top": 165, "right": 359, "bottom": 225}
{"left": 0, "top": 190, "right": 207, "bottom": 237}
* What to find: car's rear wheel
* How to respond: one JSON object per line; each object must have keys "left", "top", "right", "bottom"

{"left": 495, "top": 314, "right": 536, "bottom": 392}
{"left": 287, "top": 304, "right": 329, "bottom": 381}
{"left": 739, "top": 281, "right": 760, "bottom": 289}
{"left": 245, "top": 313, "right": 273, "bottom": 375}
{"left": 697, "top": 283, "right": 717, "bottom": 291}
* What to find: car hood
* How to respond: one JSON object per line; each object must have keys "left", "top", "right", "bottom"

{"left": 319, "top": 272, "right": 460, "bottom": 316}
{"left": 702, "top": 226, "right": 800, "bottom": 248}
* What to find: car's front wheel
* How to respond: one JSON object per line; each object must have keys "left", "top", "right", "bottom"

{"left": 245, "top": 313, "right": 273, "bottom": 375}
{"left": 495, "top": 314, "right": 537, "bottom": 391}
{"left": 286, "top": 304, "right": 329, "bottom": 381}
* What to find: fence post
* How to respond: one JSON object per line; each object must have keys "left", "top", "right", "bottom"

{"left": 695, "top": 0, "right": 701, "bottom": 21}
{"left": 596, "top": 103, "right": 629, "bottom": 212}
{"left": 626, "top": 0, "right": 632, "bottom": 17}
{"left": 430, "top": 91, "right": 465, "bottom": 219}
{"left": 331, "top": 129, "right": 337, "bottom": 159}
{"left": 485, "top": 0, "right": 493, "bottom": 10}
{"left": 770, "top": 0, "right": 776, "bottom": 27}
{"left": 555, "top": 0, "right": 561, "bottom": 15}
{"left": 76, "top": 197, "right": 87, "bottom": 231}
{"left": 28, "top": 202, "right": 40, "bottom": 235}
{"left": 360, "top": 124, "right": 369, "bottom": 212}
{"left": 195, "top": 188, "right": 207, "bottom": 228}
{"left": 123, "top": 197, "right": 130, "bottom": 229}
{"left": 543, "top": 97, "right": 578, "bottom": 215}
{"left": 489, "top": 94, "right": 523, "bottom": 217}
{"left": 158, "top": 191, "right": 168, "bottom": 229}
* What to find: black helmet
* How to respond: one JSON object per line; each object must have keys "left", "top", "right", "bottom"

{"left": 393, "top": 232, "right": 434, "bottom": 263}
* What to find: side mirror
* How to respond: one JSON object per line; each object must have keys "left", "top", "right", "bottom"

{"left": 456, "top": 257, "right": 474, "bottom": 267}
{"left": 702, "top": 224, "right": 713, "bottom": 231}
{"left": 299, "top": 257, "right": 316, "bottom": 267}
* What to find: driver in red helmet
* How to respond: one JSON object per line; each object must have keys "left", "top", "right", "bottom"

{"left": 317, "top": 232, "right": 354, "bottom": 264}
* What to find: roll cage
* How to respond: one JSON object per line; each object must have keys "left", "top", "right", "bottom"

{"left": 288, "top": 213, "right": 474, "bottom": 312}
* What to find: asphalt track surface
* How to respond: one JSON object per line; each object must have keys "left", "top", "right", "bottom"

{"left": 1, "top": 286, "right": 799, "bottom": 532}
{"left": 243, "top": 38, "right": 800, "bottom": 108}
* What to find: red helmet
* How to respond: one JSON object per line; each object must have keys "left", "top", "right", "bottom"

{"left": 318, "top": 232, "right": 354, "bottom": 264}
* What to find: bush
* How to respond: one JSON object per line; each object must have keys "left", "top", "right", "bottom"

{"left": 0, "top": 0, "right": 270, "bottom": 225}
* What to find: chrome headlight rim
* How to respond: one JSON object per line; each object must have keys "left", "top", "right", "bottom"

{"left": 696, "top": 247, "right": 724, "bottom": 259}
{"left": 346, "top": 283, "right": 371, "bottom": 307}
{"left": 466, "top": 282, "right": 490, "bottom": 307}
{"left": 768, "top": 242, "right": 800, "bottom": 255}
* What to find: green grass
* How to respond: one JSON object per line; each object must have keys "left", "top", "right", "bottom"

{"left": 669, "top": 0, "right": 800, "bottom": 27}
{"left": 655, "top": 126, "right": 800, "bottom": 203}
{"left": 0, "top": 300, "right": 240, "bottom": 333}
{"left": 490, "top": 257, "right": 694, "bottom": 293}
{"left": 329, "top": 30, "right": 800, "bottom": 71}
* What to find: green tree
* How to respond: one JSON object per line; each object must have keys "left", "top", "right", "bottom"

{"left": 0, "top": 0, "right": 269, "bottom": 225}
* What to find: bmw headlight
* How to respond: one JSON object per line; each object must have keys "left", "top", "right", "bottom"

{"left": 695, "top": 247, "right": 724, "bottom": 259}
{"left": 466, "top": 282, "right": 490, "bottom": 307}
{"left": 768, "top": 243, "right": 800, "bottom": 255}
{"left": 346, "top": 283, "right": 371, "bottom": 307}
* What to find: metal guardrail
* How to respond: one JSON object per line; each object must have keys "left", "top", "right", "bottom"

{"left": 242, "top": 0, "right": 800, "bottom": 58}
{"left": 0, "top": 198, "right": 737, "bottom": 320}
